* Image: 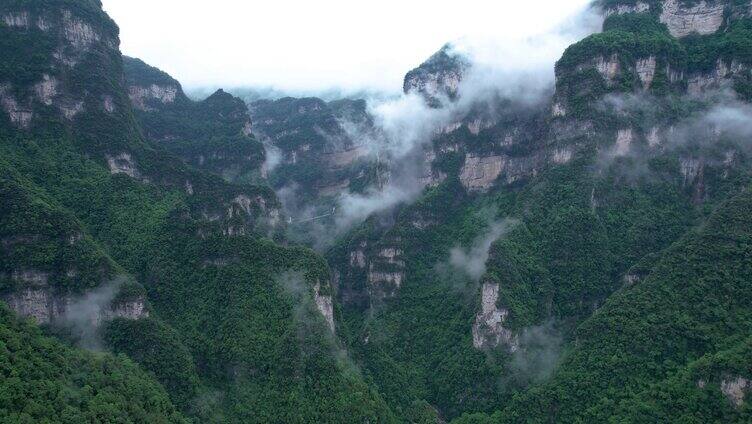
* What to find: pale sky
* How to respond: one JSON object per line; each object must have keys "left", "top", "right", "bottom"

{"left": 101, "top": 0, "right": 595, "bottom": 94}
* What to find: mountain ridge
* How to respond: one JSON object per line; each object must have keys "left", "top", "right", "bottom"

{"left": 3, "top": 0, "right": 752, "bottom": 422}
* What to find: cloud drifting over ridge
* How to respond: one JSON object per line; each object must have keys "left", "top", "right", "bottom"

{"left": 327, "top": 5, "right": 602, "bottom": 230}
{"left": 102, "top": 0, "right": 595, "bottom": 93}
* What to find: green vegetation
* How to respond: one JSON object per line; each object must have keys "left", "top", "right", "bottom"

{"left": 487, "top": 184, "right": 752, "bottom": 423}
{"left": 124, "top": 58, "right": 265, "bottom": 184}
{"left": 249, "top": 96, "right": 383, "bottom": 237}
{"left": 0, "top": 1, "right": 397, "bottom": 422}
{"left": 329, "top": 145, "right": 728, "bottom": 420}
{"left": 4, "top": 0, "right": 752, "bottom": 422}
{"left": 325, "top": 3, "right": 752, "bottom": 421}
{"left": 0, "top": 304, "right": 186, "bottom": 423}
{"left": 557, "top": 7, "right": 752, "bottom": 115}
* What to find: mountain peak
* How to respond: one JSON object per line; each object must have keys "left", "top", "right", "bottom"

{"left": 403, "top": 43, "right": 471, "bottom": 107}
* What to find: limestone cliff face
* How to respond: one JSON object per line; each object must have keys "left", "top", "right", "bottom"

{"left": 686, "top": 59, "right": 749, "bottom": 94}
{"left": 635, "top": 56, "right": 657, "bottom": 89}
{"left": 430, "top": 102, "right": 564, "bottom": 193}
{"left": 403, "top": 44, "right": 470, "bottom": 107}
{"left": 122, "top": 56, "right": 187, "bottom": 109}
{"left": 659, "top": 0, "right": 725, "bottom": 38}
{"left": 250, "top": 98, "right": 372, "bottom": 166}
{"left": 335, "top": 238, "right": 407, "bottom": 309}
{"left": 459, "top": 155, "right": 507, "bottom": 191}
{"left": 313, "top": 281, "right": 335, "bottom": 332}
{"left": 555, "top": 1, "right": 752, "bottom": 105}
{"left": 603, "top": 0, "right": 728, "bottom": 38}
{"left": 106, "top": 152, "right": 144, "bottom": 180}
{"left": 128, "top": 84, "right": 179, "bottom": 111}
{"left": 249, "top": 96, "right": 376, "bottom": 206}
{"left": 721, "top": 376, "right": 751, "bottom": 408}
{"left": 472, "top": 282, "right": 518, "bottom": 351}
{"left": 123, "top": 57, "right": 266, "bottom": 184}
{"left": 557, "top": 53, "right": 682, "bottom": 101}
{"left": 458, "top": 152, "right": 549, "bottom": 192}
{"left": 3, "top": 287, "right": 148, "bottom": 325}
{"left": 602, "top": 1, "right": 650, "bottom": 16}
{"left": 366, "top": 244, "right": 406, "bottom": 300}
{"left": 0, "top": 3, "right": 285, "bottom": 332}
{"left": 0, "top": 4, "right": 126, "bottom": 131}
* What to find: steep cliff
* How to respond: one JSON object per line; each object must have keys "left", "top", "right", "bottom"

{"left": 0, "top": 1, "right": 395, "bottom": 422}
{"left": 322, "top": 1, "right": 752, "bottom": 421}
{"left": 249, "top": 96, "right": 378, "bottom": 201}
{"left": 5, "top": 0, "right": 752, "bottom": 422}
{"left": 403, "top": 44, "right": 470, "bottom": 107}
{"left": 123, "top": 57, "right": 266, "bottom": 183}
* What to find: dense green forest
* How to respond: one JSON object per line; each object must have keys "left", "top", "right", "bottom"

{"left": 2, "top": 0, "right": 752, "bottom": 422}
{"left": 0, "top": 1, "right": 395, "bottom": 422}
{"left": 0, "top": 304, "right": 187, "bottom": 423}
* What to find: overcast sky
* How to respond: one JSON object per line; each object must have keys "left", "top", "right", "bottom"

{"left": 102, "top": 0, "right": 595, "bottom": 94}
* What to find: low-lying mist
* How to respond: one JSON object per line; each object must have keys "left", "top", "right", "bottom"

{"left": 268, "top": 5, "right": 602, "bottom": 249}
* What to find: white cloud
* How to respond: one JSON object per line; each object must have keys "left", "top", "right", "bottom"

{"left": 102, "top": 0, "right": 593, "bottom": 93}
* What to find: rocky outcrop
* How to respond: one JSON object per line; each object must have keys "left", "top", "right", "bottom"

{"left": 103, "top": 95, "right": 115, "bottom": 113}
{"left": 128, "top": 84, "right": 179, "bottom": 111}
{"left": 568, "top": 54, "right": 622, "bottom": 87}
{"left": 3, "top": 287, "right": 148, "bottom": 325}
{"left": 222, "top": 194, "right": 280, "bottom": 235}
{"left": 313, "top": 282, "right": 335, "bottom": 332}
{"left": 323, "top": 145, "right": 369, "bottom": 168}
{"left": 660, "top": 0, "right": 725, "bottom": 38}
{"left": 646, "top": 127, "right": 661, "bottom": 147}
{"left": 472, "top": 282, "right": 518, "bottom": 351}
{"left": 250, "top": 96, "right": 373, "bottom": 201}
{"left": 551, "top": 148, "right": 574, "bottom": 164}
{"left": 101, "top": 297, "right": 149, "bottom": 321}
{"left": 33, "top": 74, "right": 58, "bottom": 106}
{"left": 62, "top": 9, "right": 104, "bottom": 49}
{"left": 459, "top": 152, "right": 544, "bottom": 191}
{"left": 614, "top": 128, "right": 633, "bottom": 156}
{"left": 367, "top": 268, "right": 404, "bottom": 291}
{"left": 404, "top": 66, "right": 463, "bottom": 104}
{"left": 418, "top": 150, "right": 448, "bottom": 187}
{"left": 602, "top": 0, "right": 725, "bottom": 38}
{"left": 3, "top": 288, "right": 59, "bottom": 324}
{"left": 349, "top": 245, "right": 367, "bottom": 268}
{"left": 680, "top": 157, "right": 703, "bottom": 185}
{"left": 721, "top": 376, "right": 750, "bottom": 408}
{"left": 552, "top": 102, "right": 567, "bottom": 117}
{"left": 365, "top": 244, "right": 406, "bottom": 300}
{"left": 636, "top": 57, "right": 657, "bottom": 89}
{"left": 60, "top": 101, "right": 84, "bottom": 120}
{"left": 376, "top": 247, "right": 404, "bottom": 267}
{"left": 595, "top": 55, "right": 621, "bottom": 85}
{"left": 602, "top": 2, "right": 650, "bottom": 16}
{"left": 687, "top": 60, "right": 746, "bottom": 95}
{"left": 0, "top": 84, "right": 33, "bottom": 128}
{"left": 460, "top": 155, "right": 505, "bottom": 191}
{"left": 1, "top": 74, "right": 85, "bottom": 128}
{"left": 403, "top": 45, "right": 470, "bottom": 106}
{"left": 0, "top": 6, "right": 121, "bottom": 128}
{"left": 3, "top": 12, "right": 30, "bottom": 28}
{"left": 106, "top": 153, "right": 141, "bottom": 179}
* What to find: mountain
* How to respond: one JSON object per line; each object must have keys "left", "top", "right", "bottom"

{"left": 403, "top": 44, "right": 470, "bottom": 107}
{"left": 249, "top": 96, "right": 378, "bottom": 202}
{"left": 307, "top": 0, "right": 752, "bottom": 421}
{"left": 123, "top": 57, "right": 265, "bottom": 183}
{"left": 0, "top": 1, "right": 395, "bottom": 422}
{"left": 3, "top": 0, "right": 752, "bottom": 422}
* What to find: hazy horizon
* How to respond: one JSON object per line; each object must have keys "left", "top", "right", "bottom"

{"left": 102, "top": 0, "right": 594, "bottom": 95}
